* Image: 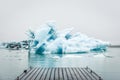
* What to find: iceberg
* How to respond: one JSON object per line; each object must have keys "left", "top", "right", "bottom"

{"left": 27, "top": 22, "right": 109, "bottom": 54}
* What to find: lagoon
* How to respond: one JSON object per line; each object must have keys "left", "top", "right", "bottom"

{"left": 0, "top": 48, "right": 120, "bottom": 80}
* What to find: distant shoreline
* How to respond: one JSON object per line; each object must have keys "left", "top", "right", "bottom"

{"left": 108, "top": 45, "right": 120, "bottom": 48}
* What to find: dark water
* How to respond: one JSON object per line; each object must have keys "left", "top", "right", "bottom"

{"left": 0, "top": 48, "right": 120, "bottom": 80}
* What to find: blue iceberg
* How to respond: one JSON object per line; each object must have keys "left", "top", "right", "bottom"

{"left": 27, "top": 22, "right": 109, "bottom": 54}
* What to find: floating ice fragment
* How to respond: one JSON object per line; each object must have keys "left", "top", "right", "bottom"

{"left": 27, "top": 22, "right": 110, "bottom": 54}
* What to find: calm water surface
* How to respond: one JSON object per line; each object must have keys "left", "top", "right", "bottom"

{"left": 0, "top": 48, "right": 120, "bottom": 80}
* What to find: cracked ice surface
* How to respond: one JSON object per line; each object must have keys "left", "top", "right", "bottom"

{"left": 27, "top": 22, "right": 109, "bottom": 54}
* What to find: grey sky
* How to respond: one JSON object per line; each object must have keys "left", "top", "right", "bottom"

{"left": 0, "top": 0, "right": 119, "bottom": 44}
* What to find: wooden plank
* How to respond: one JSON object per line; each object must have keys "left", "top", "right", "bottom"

{"left": 16, "top": 68, "right": 31, "bottom": 80}
{"left": 66, "top": 68, "right": 73, "bottom": 80}
{"left": 86, "top": 67, "right": 102, "bottom": 80}
{"left": 40, "top": 68, "right": 49, "bottom": 80}
{"left": 21, "top": 68, "right": 37, "bottom": 80}
{"left": 80, "top": 68, "right": 93, "bottom": 80}
{"left": 68, "top": 67, "right": 78, "bottom": 80}
{"left": 76, "top": 68, "right": 87, "bottom": 80}
{"left": 62, "top": 68, "right": 68, "bottom": 80}
{"left": 26, "top": 68, "right": 39, "bottom": 80}
{"left": 29, "top": 68, "right": 42, "bottom": 80}
{"left": 49, "top": 68, "right": 55, "bottom": 80}
{"left": 45, "top": 68, "right": 52, "bottom": 80}
{"left": 72, "top": 68, "right": 83, "bottom": 80}
{"left": 16, "top": 67, "right": 102, "bottom": 80}
{"left": 54, "top": 68, "right": 59, "bottom": 80}
{"left": 35, "top": 68, "right": 46, "bottom": 80}
{"left": 58, "top": 68, "right": 64, "bottom": 80}
{"left": 82, "top": 68, "right": 96, "bottom": 80}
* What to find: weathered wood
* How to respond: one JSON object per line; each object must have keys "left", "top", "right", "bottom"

{"left": 82, "top": 68, "right": 95, "bottom": 80}
{"left": 86, "top": 67, "right": 103, "bottom": 80}
{"left": 50, "top": 68, "right": 55, "bottom": 80}
{"left": 16, "top": 68, "right": 31, "bottom": 80}
{"left": 26, "top": 68, "right": 39, "bottom": 80}
{"left": 76, "top": 68, "right": 88, "bottom": 80}
{"left": 68, "top": 67, "right": 78, "bottom": 80}
{"left": 40, "top": 68, "right": 49, "bottom": 80}
{"left": 16, "top": 67, "right": 103, "bottom": 80}
{"left": 45, "top": 68, "right": 52, "bottom": 80}
{"left": 80, "top": 68, "right": 92, "bottom": 80}
{"left": 21, "top": 67, "right": 37, "bottom": 80}
{"left": 35, "top": 68, "right": 45, "bottom": 80}
{"left": 66, "top": 67, "right": 73, "bottom": 80}
{"left": 59, "top": 68, "right": 64, "bottom": 80}
{"left": 62, "top": 68, "right": 68, "bottom": 80}
{"left": 30, "top": 68, "right": 42, "bottom": 80}
{"left": 55, "top": 68, "right": 59, "bottom": 80}
{"left": 72, "top": 68, "right": 83, "bottom": 80}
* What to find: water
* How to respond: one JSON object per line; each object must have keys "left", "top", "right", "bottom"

{"left": 0, "top": 48, "right": 120, "bottom": 80}
{"left": 0, "top": 49, "right": 28, "bottom": 80}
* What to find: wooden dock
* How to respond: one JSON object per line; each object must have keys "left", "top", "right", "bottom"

{"left": 16, "top": 67, "right": 103, "bottom": 80}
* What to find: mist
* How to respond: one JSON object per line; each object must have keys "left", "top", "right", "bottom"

{"left": 0, "top": 0, "right": 120, "bottom": 44}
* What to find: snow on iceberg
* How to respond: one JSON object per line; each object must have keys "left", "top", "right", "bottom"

{"left": 27, "top": 22, "right": 110, "bottom": 54}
